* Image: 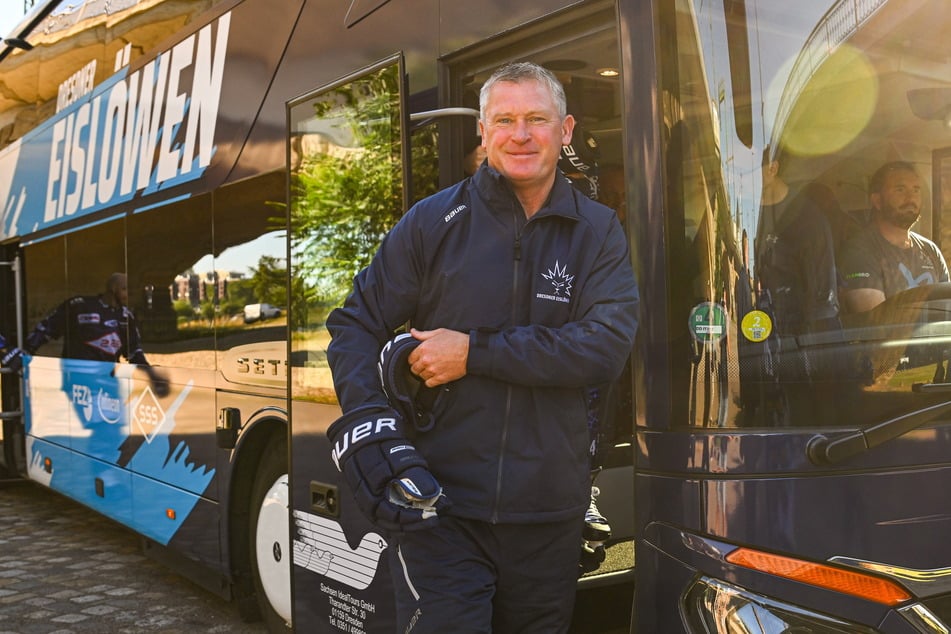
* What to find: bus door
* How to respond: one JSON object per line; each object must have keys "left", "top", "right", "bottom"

{"left": 287, "top": 54, "right": 410, "bottom": 633}
{"left": 639, "top": 0, "right": 951, "bottom": 631}
{"left": 440, "top": 0, "right": 637, "bottom": 586}
{"left": 0, "top": 243, "right": 24, "bottom": 477}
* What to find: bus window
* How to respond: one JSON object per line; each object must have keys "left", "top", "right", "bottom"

{"left": 212, "top": 173, "right": 288, "bottom": 383}
{"left": 22, "top": 237, "right": 68, "bottom": 358}
{"left": 23, "top": 219, "right": 126, "bottom": 359}
{"left": 126, "top": 195, "right": 215, "bottom": 371}
{"left": 288, "top": 56, "right": 406, "bottom": 404}
{"left": 660, "top": 0, "right": 951, "bottom": 430}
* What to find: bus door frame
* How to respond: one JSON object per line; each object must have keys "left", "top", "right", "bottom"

{"left": 0, "top": 247, "right": 25, "bottom": 476}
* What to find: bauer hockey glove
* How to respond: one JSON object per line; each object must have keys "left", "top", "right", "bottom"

{"left": 328, "top": 404, "right": 448, "bottom": 532}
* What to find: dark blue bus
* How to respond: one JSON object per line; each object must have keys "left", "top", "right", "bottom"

{"left": 2, "top": 0, "right": 950, "bottom": 632}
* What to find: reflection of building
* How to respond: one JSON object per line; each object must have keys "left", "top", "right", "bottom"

{"left": 172, "top": 270, "right": 244, "bottom": 306}
{"left": 1, "top": 0, "right": 223, "bottom": 150}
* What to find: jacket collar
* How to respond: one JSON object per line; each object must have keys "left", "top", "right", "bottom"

{"left": 471, "top": 162, "right": 581, "bottom": 221}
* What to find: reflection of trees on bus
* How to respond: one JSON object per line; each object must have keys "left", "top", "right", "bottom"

{"left": 290, "top": 65, "right": 404, "bottom": 318}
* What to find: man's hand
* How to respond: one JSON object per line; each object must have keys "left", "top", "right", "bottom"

{"left": 408, "top": 328, "right": 469, "bottom": 387}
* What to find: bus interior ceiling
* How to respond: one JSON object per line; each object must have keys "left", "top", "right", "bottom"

{"left": 783, "top": 0, "right": 951, "bottom": 225}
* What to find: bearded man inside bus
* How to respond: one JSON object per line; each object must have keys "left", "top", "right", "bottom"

{"left": 838, "top": 161, "right": 950, "bottom": 314}
{"left": 325, "top": 62, "right": 638, "bottom": 633}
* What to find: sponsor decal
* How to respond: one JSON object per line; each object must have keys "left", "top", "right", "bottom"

{"left": 97, "top": 387, "right": 122, "bottom": 424}
{"left": 294, "top": 510, "right": 387, "bottom": 591}
{"left": 131, "top": 386, "right": 167, "bottom": 442}
{"left": 84, "top": 331, "right": 123, "bottom": 356}
{"left": 72, "top": 383, "right": 94, "bottom": 421}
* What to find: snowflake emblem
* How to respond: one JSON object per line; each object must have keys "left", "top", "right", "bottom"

{"left": 542, "top": 260, "right": 574, "bottom": 297}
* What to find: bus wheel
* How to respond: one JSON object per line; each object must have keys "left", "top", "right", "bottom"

{"left": 249, "top": 434, "right": 292, "bottom": 631}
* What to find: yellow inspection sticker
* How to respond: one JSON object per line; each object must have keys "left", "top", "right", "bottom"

{"left": 741, "top": 310, "right": 772, "bottom": 342}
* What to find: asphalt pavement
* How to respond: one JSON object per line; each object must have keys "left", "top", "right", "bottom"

{"left": 0, "top": 479, "right": 267, "bottom": 634}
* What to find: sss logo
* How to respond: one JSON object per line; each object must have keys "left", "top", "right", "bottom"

{"left": 131, "top": 388, "right": 167, "bottom": 442}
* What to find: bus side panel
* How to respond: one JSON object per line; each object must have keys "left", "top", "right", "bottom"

{"left": 132, "top": 474, "right": 220, "bottom": 570}
{"left": 25, "top": 436, "right": 135, "bottom": 528}
{"left": 24, "top": 357, "right": 219, "bottom": 550}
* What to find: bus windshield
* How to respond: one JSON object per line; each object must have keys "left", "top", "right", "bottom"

{"left": 659, "top": 0, "right": 951, "bottom": 431}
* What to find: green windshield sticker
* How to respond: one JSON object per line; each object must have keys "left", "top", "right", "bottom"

{"left": 689, "top": 302, "right": 727, "bottom": 344}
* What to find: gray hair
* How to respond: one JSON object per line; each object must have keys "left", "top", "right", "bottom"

{"left": 479, "top": 62, "right": 567, "bottom": 121}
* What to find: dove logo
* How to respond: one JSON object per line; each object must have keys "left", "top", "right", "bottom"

{"left": 331, "top": 416, "right": 398, "bottom": 468}
{"left": 293, "top": 510, "right": 387, "bottom": 590}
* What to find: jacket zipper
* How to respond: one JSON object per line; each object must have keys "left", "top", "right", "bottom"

{"left": 492, "top": 208, "right": 524, "bottom": 523}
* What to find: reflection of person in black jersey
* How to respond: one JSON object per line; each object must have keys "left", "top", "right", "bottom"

{"left": 23, "top": 273, "right": 168, "bottom": 396}
{"left": 750, "top": 148, "right": 846, "bottom": 426}
{"left": 838, "top": 161, "right": 950, "bottom": 314}
{"left": 755, "top": 148, "right": 841, "bottom": 335}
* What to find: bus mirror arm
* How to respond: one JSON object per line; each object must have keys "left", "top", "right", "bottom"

{"left": 807, "top": 399, "right": 951, "bottom": 465}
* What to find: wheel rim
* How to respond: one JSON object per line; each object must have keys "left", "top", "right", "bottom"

{"left": 255, "top": 473, "right": 292, "bottom": 624}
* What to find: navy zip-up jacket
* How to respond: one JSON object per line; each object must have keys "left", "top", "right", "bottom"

{"left": 326, "top": 163, "right": 639, "bottom": 524}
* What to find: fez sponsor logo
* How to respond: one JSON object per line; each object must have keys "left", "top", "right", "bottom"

{"left": 77, "top": 313, "right": 101, "bottom": 324}
{"left": 537, "top": 260, "right": 573, "bottom": 303}
{"left": 43, "top": 12, "right": 231, "bottom": 225}
{"left": 72, "top": 384, "right": 94, "bottom": 421}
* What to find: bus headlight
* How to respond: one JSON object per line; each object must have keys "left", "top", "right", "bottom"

{"left": 683, "top": 577, "right": 878, "bottom": 633}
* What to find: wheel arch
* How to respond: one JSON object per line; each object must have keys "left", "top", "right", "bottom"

{"left": 226, "top": 408, "right": 288, "bottom": 618}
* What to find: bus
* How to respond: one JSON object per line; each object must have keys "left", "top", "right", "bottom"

{"left": 2, "top": 0, "right": 951, "bottom": 632}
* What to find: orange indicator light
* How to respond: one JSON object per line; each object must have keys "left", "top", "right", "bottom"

{"left": 166, "top": 508, "right": 176, "bottom": 520}
{"left": 726, "top": 547, "right": 912, "bottom": 606}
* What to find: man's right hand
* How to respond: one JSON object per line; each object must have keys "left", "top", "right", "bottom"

{"left": 407, "top": 328, "right": 469, "bottom": 387}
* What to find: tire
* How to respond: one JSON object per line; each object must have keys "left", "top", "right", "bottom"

{"left": 249, "top": 434, "right": 292, "bottom": 631}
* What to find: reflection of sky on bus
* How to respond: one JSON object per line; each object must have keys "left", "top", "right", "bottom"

{"left": 691, "top": 0, "right": 845, "bottom": 267}
{"left": 191, "top": 231, "right": 285, "bottom": 276}
{"left": 0, "top": 5, "right": 24, "bottom": 39}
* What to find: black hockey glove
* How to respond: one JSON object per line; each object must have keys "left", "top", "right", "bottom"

{"left": 0, "top": 346, "right": 24, "bottom": 373}
{"left": 378, "top": 332, "right": 444, "bottom": 432}
{"left": 328, "top": 404, "right": 448, "bottom": 532}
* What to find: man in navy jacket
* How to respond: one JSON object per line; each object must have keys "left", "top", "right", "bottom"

{"left": 326, "top": 61, "right": 639, "bottom": 633}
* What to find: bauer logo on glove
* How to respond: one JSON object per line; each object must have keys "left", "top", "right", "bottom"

{"left": 327, "top": 404, "right": 449, "bottom": 532}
